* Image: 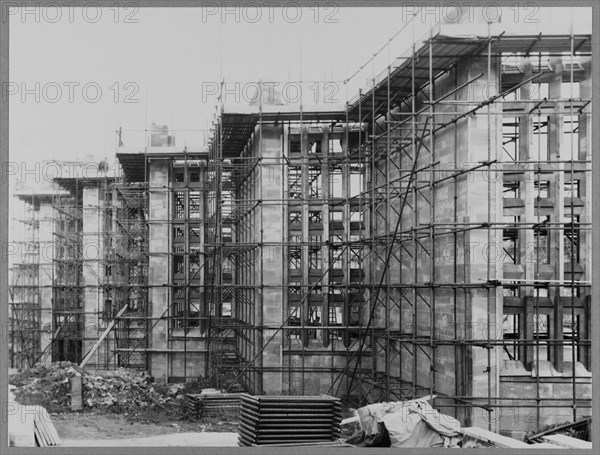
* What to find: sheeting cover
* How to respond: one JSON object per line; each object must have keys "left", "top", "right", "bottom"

{"left": 356, "top": 399, "right": 460, "bottom": 448}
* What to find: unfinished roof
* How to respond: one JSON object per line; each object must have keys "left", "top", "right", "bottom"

{"left": 346, "top": 32, "right": 592, "bottom": 122}
{"left": 54, "top": 177, "right": 116, "bottom": 194}
{"left": 14, "top": 192, "right": 54, "bottom": 201}
{"left": 210, "top": 29, "right": 591, "bottom": 159}
{"left": 117, "top": 148, "right": 208, "bottom": 182}
{"left": 14, "top": 192, "right": 54, "bottom": 207}
{"left": 216, "top": 105, "right": 346, "bottom": 158}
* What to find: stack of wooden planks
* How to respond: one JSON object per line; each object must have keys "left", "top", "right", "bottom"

{"left": 186, "top": 391, "right": 244, "bottom": 419}
{"left": 31, "top": 406, "right": 62, "bottom": 447}
{"left": 238, "top": 394, "right": 342, "bottom": 447}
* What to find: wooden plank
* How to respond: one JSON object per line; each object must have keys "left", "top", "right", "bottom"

{"left": 34, "top": 405, "right": 61, "bottom": 446}
{"left": 529, "top": 442, "right": 563, "bottom": 449}
{"left": 459, "top": 427, "right": 531, "bottom": 448}
{"left": 341, "top": 415, "right": 359, "bottom": 426}
{"left": 542, "top": 434, "right": 592, "bottom": 449}
{"left": 34, "top": 428, "right": 46, "bottom": 447}
{"left": 80, "top": 305, "right": 128, "bottom": 368}
{"left": 34, "top": 408, "right": 51, "bottom": 447}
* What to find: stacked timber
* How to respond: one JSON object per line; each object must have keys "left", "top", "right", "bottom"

{"left": 186, "top": 391, "right": 244, "bottom": 419}
{"left": 238, "top": 394, "right": 342, "bottom": 447}
{"left": 8, "top": 403, "right": 61, "bottom": 447}
{"left": 32, "top": 406, "right": 62, "bottom": 447}
{"left": 201, "top": 393, "right": 244, "bottom": 418}
{"left": 185, "top": 394, "right": 203, "bottom": 418}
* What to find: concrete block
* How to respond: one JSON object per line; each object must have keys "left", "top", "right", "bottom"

{"left": 521, "top": 383, "right": 537, "bottom": 398}
{"left": 70, "top": 375, "right": 83, "bottom": 411}
{"left": 538, "top": 382, "right": 553, "bottom": 399}
{"left": 499, "top": 382, "right": 522, "bottom": 398}
{"left": 575, "top": 383, "right": 592, "bottom": 399}
{"left": 553, "top": 383, "right": 575, "bottom": 399}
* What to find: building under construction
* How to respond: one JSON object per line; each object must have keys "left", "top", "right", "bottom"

{"left": 9, "top": 25, "right": 593, "bottom": 438}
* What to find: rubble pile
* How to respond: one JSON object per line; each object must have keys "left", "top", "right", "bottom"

{"left": 82, "top": 368, "right": 184, "bottom": 412}
{"left": 11, "top": 362, "right": 186, "bottom": 414}
{"left": 10, "top": 362, "right": 77, "bottom": 413}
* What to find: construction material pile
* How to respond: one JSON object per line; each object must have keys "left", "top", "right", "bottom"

{"left": 11, "top": 361, "right": 183, "bottom": 414}
{"left": 238, "top": 394, "right": 342, "bottom": 447}
{"left": 186, "top": 389, "right": 244, "bottom": 420}
{"left": 82, "top": 368, "right": 182, "bottom": 411}
{"left": 8, "top": 404, "right": 62, "bottom": 447}
{"left": 31, "top": 406, "right": 62, "bottom": 447}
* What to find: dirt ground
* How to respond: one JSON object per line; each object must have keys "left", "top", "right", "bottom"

{"left": 52, "top": 412, "right": 239, "bottom": 446}
{"left": 9, "top": 365, "right": 242, "bottom": 447}
{"left": 59, "top": 433, "right": 239, "bottom": 447}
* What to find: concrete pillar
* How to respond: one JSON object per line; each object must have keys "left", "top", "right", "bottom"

{"left": 38, "top": 200, "right": 54, "bottom": 364}
{"left": 462, "top": 55, "right": 503, "bottom": 429}
{"left": 69, "top": 374, "right": 83, "bottom": 411}
{"left": 548, "top": 57, "right": 565, "bottom": 371}
{"left": 341, "top": 126, "right": 352, "bottom": 355}
{"left": 321, "top": 127, "right": 330, "bottom": 348}
{"left": 578, "top": 63, "right": 592, "bottom": 281}
{"left": 81, "top": 185, "right": 105, "bottom": 368}
{"left": 148, "top": 159, "right": 170, "bottom": 379}
{"left": 519, "top": 59, "right": 536, "bottom": 365}
{"left": 258, "top": 125, "right": 285, "bottom": 393}
{"left": 578, "top": 63, "right": 592, "bottom": 370}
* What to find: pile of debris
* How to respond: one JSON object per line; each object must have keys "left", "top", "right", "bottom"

{"left": 10, "top": 362, "right": 185, "bottom": 414}
{"left": 9, "top": 362, "right": 81, "bottom": 413}
{"left": 82, "top": 368, "right": 183, "bottom": 411}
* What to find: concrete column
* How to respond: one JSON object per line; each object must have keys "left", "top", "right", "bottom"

{"left": 81, "top": 185, "right": 105, "bottom": 368}
{"left": 300, "top": 127, "right": 310, "bottom": 349}
{"left": 578, "top": 62, "right": 592, "bottom": 299}
{"left": 548, "top": 57, "right": 565, "bottom": 371}
{"left": 38, "top": 200, "right": 54, "bottom": 364}
{"left": 259, "top": 125, "right": 284, "bottom": 393}
{"left": 321, "top": 127, "right": 330, "bottom": 348}
{"left": 463, "top": 55, "right": 502, "bottom": 429}
{"left": 341, "top": 126, "right": 351, "bottom": 352}
{"left": 148, "top": 160, "right": 170, "bottom": 380}
{"left": 519, "top": 59, "right": 536, "bottom": 366}
{"left": 578, "top": 64, "right": 592, "bottom": 371}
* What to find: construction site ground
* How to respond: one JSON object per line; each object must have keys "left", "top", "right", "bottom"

{"left": 9, "top": 363, "right": 241, "bottom": 446}
{"left": 53, "top": 413, "right": 238, "bottom": 446}
{"left": 9, "top": 362, "right": 591, "bottom": 448}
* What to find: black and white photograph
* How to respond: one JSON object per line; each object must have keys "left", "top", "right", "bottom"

{"left": 1, "top": 1, "right": 598, "bottom": 451}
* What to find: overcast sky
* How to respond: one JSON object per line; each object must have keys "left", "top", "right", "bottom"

{"left": 8, "top": 5, "right": 592, "bottom": 167}
{"left": 9, "top": 6, "right": 406, "bottom": 165}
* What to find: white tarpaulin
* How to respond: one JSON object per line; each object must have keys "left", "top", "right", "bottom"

{"left": 356, "top": 399, "right": 461, "bottom": 448}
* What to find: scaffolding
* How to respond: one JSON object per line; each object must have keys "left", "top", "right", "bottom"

{"left": 7, "top": 22, "right": 592, "bottom": 440}
{"left": 31, "top": 150, "right": 212, "bottom": 380}
{"left": 204, "top": 28, "right": 593, "bottom": 436}
{"left": 8, "top": 194, "right": 52, "bottom": 369}
{"left": 116, "top": 149, "right": 211, "bottom": 381}
{"left": 106, "top": 181, "right": 149, "bottom": 370}
{"left": 51, "top": 181, "right": 84, "bottom": 364}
